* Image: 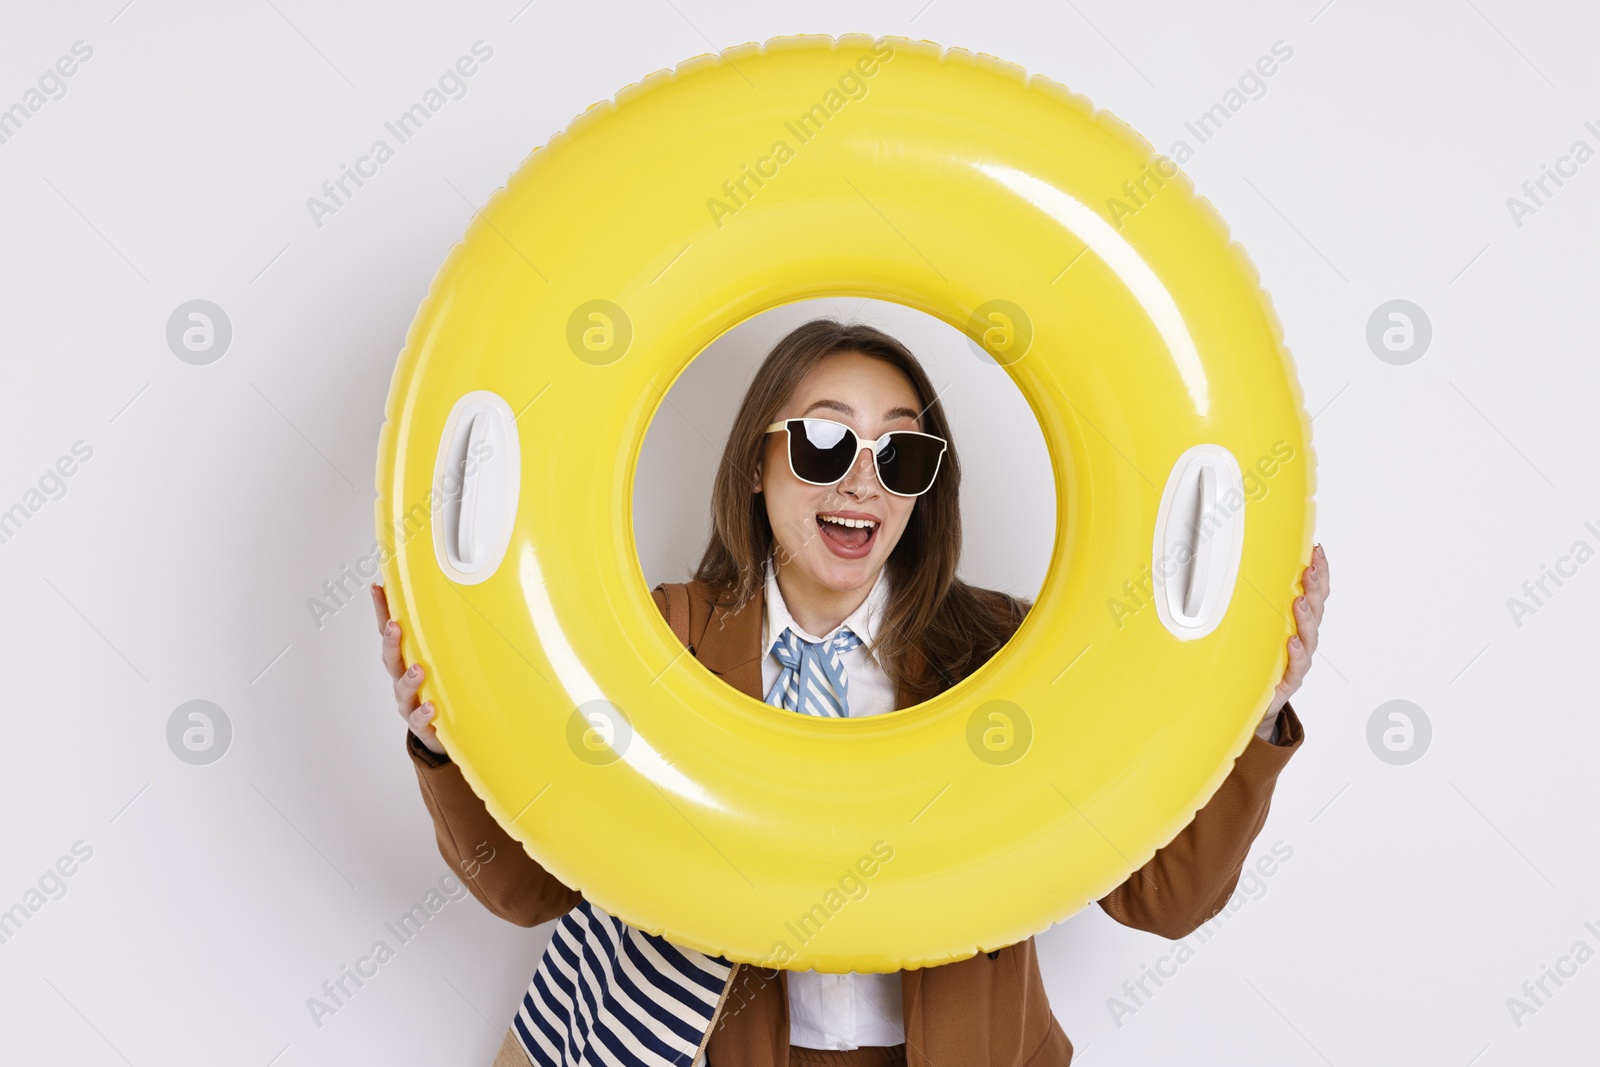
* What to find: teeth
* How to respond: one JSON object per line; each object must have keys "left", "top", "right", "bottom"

{"left": 819, "top": 514, "right": 877, "bottom": 529}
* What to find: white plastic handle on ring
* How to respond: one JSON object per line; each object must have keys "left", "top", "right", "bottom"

{"left": 1154, "top": 444, "right": 1246, "bottom": 640}
{"left": 431, "top": 390, "right": 520, "bottom": 585}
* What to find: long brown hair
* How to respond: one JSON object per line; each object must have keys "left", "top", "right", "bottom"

{"left": 692, "top": 317, "right": 1030, "bottom": 703}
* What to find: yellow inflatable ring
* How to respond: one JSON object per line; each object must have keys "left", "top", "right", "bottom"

{"left": 375, "top": 33, "right": 1315, "bottom": 971}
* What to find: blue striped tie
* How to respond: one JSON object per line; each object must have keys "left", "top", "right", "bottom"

{"left": 764, "top": 625, "right": 862, "bottom": 717}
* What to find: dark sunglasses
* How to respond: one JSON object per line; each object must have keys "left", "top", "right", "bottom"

{"left": 763, "top": 418, "right": 948, "bottom": 497}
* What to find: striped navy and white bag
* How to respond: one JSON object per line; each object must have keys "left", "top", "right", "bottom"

{"left": 513, "top": 899, "right": 733, "bottom": 1066}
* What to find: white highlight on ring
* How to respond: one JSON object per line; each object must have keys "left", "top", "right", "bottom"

{"left": 519, "top": 546, "right": 722, "bottom": 810}
{"left": 969, "top": 161, "right": 1211, "bottom": 418}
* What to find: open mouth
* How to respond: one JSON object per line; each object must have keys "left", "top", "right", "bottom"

{"left": 816, "top": 513, "right": 878, "bottom": 553}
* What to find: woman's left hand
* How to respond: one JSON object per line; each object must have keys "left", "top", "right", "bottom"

{"left": 1267, "top": 543, "right": 1329, "bottom": 718}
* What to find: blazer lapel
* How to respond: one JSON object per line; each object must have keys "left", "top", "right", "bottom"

{"left": 688, "top": 580, "right": 765, "bottom": 701}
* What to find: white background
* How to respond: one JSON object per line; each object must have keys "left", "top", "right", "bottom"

{"left": 2, "top": 1, "right": 1597, "bottom": 1064}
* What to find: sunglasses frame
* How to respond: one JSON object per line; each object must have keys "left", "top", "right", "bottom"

{"left": 763, "top": 417, "right": 949, "bottom": 498}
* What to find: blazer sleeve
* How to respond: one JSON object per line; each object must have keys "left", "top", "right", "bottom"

{"left": 406, "top": 730, "right": 581, "bottom": 927}
{"left": 403, "top": 585, "right": 681, "bottom": 928}
{"left": 1097, "top": 701, "right": 1305, "bottom": 940}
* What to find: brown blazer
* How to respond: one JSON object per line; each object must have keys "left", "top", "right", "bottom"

{"left": 407, "top": 579, "right": 1306, "bottom": 1066}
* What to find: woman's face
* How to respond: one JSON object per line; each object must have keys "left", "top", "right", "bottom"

{"left": 753, "top": 350, "right": 926, "bottom": 594}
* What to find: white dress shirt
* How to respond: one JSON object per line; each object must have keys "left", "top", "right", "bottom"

{"left": 759, "top": 553, "right": 1283, "bottom": 1048}
{"left": 761, "top": 553, "right": 905, "bottom": 1050}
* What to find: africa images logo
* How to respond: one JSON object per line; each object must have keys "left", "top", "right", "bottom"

{"left": 705, "top": 41, "right": 896, "bottom": 229}
{"left": 305, "top": 41, "right": 494, "bottom": 229}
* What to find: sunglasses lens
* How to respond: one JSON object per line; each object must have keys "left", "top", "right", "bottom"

{"left": 875, "top": 434, "right": 943, "bottom": 495}
{"left": 788, "top": 419, "right": 857, "bottom": 484}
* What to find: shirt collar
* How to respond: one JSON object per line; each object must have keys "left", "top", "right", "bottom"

{"left": 763, "top": 552, "right": 890, "bottom": 655}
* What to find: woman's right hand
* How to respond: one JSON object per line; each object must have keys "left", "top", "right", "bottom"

{"left": 371, "top": 582, "right": 446, "bottom": 756}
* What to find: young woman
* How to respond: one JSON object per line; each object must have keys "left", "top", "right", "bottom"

{"left": 373, "top": 318, "right": 1330, "bottom": 1067}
